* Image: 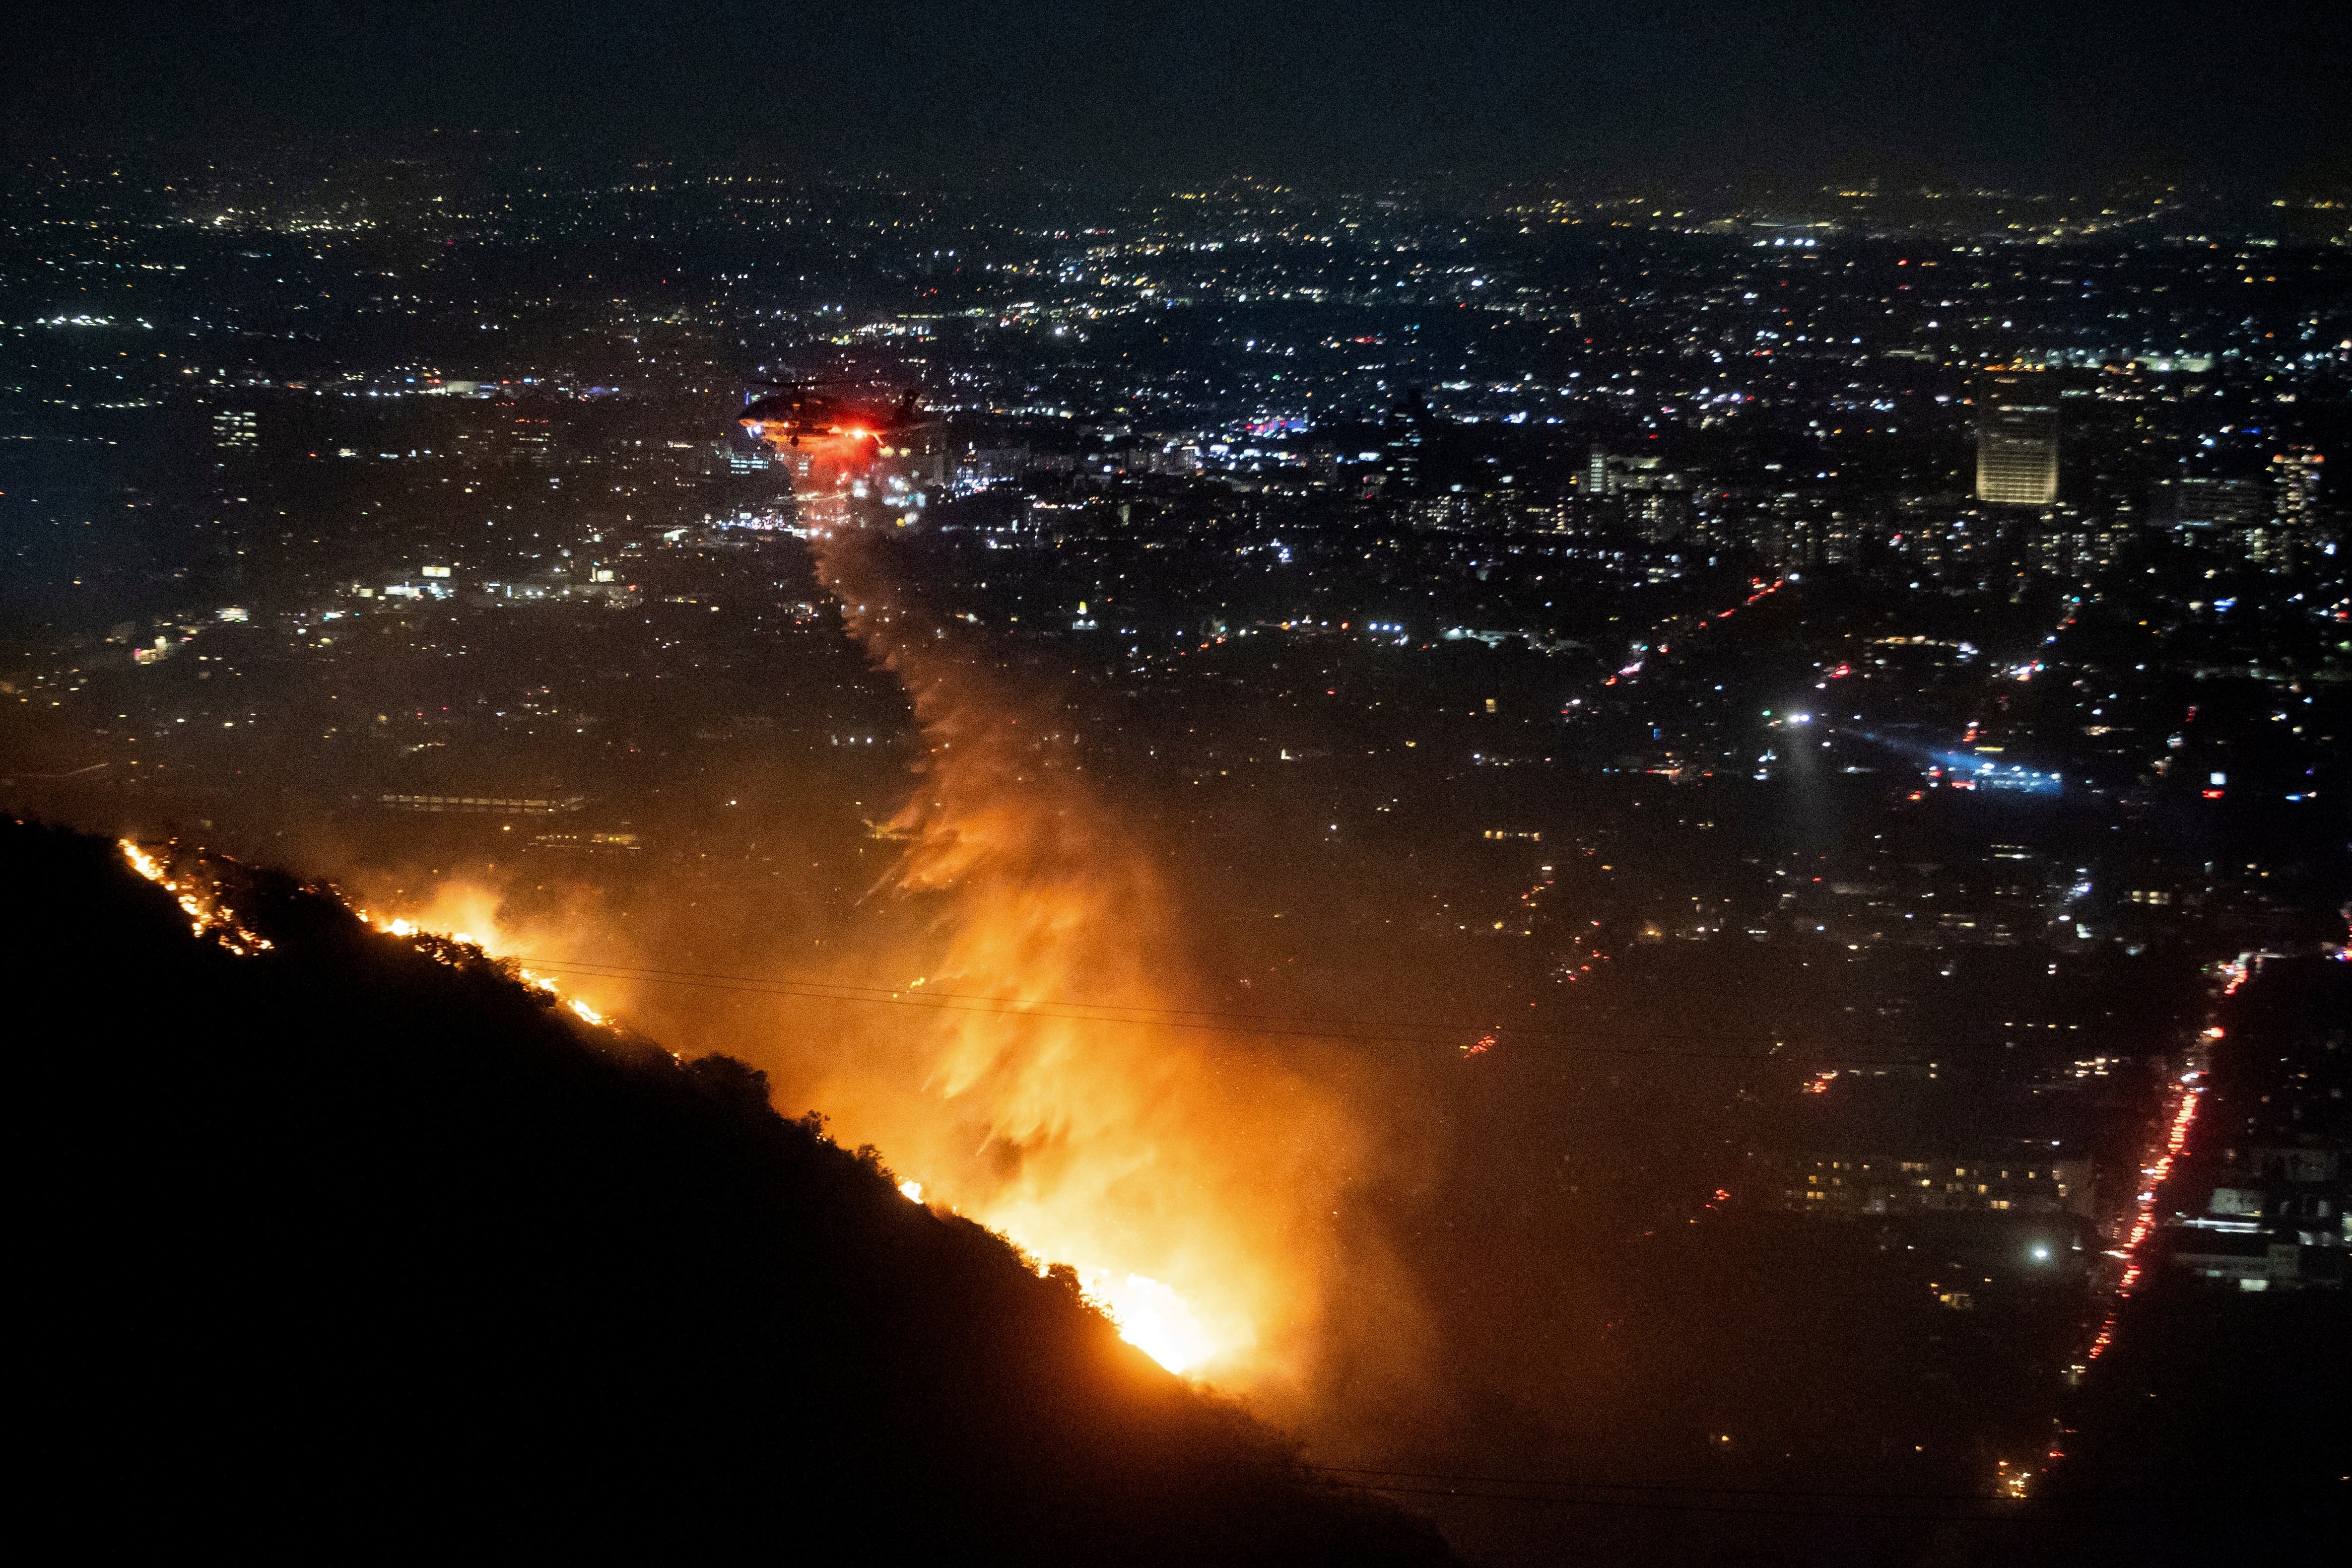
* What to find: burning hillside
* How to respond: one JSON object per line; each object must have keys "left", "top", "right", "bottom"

{"left": 334, "top": 433, "right": 1430, "bottom": 1406}
{"left": 7, "top": 817, "right": 1450, "bottom": 1564}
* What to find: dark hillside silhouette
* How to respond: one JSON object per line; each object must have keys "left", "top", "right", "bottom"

{"left": 6, "top": 819, "right": 1449, "bottom": 1564}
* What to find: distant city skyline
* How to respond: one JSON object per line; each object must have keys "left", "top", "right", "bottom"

{"left": 3, "top": 34, "right": 2347, "bottom": 1562}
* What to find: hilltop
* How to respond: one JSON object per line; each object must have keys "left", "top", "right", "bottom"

{"left": 6, "top": 820, "right": 1448, "bottom": 1564}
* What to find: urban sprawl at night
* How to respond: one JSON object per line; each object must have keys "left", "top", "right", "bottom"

{"left": 7, "top": 12, "right": 2348, "bottom": 1562}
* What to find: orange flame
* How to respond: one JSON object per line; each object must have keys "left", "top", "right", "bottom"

{"left": 755, "top": 445, "right": 1390, "bottom": 1388}
{"left": 355, "top": 438, "right": 1424, "bottom": 1401}
{"left": 119, "top": 838, "right": 272, "bottom": 955}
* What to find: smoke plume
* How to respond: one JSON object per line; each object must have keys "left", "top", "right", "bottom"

{"left": 791, "top": 497, "right": 1392, "bottom": 1395}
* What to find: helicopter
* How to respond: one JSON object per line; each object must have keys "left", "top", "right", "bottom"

{"left": 737, "top": 380, "right": 924, "bottom": 447}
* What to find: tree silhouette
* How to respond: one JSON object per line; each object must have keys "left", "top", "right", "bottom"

{"left": 7, "top": 819, "right": 1449, "bottom": 1565}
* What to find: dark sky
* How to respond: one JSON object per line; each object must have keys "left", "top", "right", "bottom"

{"left": 7, "top": 1, "right": 2347, "bottom": 188}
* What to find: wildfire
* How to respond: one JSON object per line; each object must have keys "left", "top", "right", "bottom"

{"left": 1084, "top": 1270, "right": 1217, "bottom": 1374}
{"left": 732, "top": 428, "right": 1384, "bottom": 1390}
{"left": 343, "top": 872, "right": 639, "bottom": 1032}
{"left": 120, "top": 827, "right": 651, "bottom": 1050}
{"left": 120, "top": 781, "right": 1304, "bottom": 1386}
{"left": 345, "top": 867, "right": 1251, "bottom": 1375}
{"left": 327, "top": 433, "right": 1403, "bottom": 1394}
{"left": 118, "top": 838, "right": 271, "bottom": 956}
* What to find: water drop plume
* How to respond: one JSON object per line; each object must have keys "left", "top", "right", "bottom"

{"left": 785, "top": 478, "right": 1415, "bottom": 1398}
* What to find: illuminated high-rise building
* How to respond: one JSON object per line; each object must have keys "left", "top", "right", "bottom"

{"left": 2272, "top": 447, "right": 2323, "bottom": 532}
{"left": 2248, "top": 446, "right": 2327, "bottom": 573}
{"left": 1974, "top": 374, "right": 2059, "bottom": 507}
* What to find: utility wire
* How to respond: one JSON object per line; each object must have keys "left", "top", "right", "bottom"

{"left": 519, "top": 953, "right": 2093, "bottom": 1062}
{"left": 1307, "top": 1464, "right": 2069, "bottom": 1504}
{"left": 1305, "top": 1477, "right": 2048, "bottom": 1523}
{"left": 402, "top": 934, "right": 2147, "bottom": 1526}
{"left": 517, "top": 954, "right": 1780, "bottom": 1057}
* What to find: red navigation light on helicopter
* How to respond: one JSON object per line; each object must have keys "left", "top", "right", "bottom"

{"left": 736, "top": 380, "right": 923, "bottom": 449}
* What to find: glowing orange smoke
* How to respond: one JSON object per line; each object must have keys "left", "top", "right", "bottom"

{"left": 766, "top": 436, "right": 1382, "bottom": 1387}
{"left": 354, "top": 438, "right": 1414, "bottom": 1394}
{"left": 353, "top": 882, "right": 637, "bottom": 1030}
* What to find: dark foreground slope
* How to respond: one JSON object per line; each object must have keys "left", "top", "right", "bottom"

{"left": 7, "top": 821, "right": 1447, "bottom": 1564}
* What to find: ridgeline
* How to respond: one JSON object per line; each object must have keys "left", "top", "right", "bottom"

{"left": 8, "top": 820, "right": 1448, "bottom": 1564}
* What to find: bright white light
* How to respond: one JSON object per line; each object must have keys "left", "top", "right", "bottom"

{"left": 1087, "top": 1271, "right": 1215, "bottom": 1374}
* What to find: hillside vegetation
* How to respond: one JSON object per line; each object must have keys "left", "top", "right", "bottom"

{"left": 7, "top": 820, "right": 1447, "bottom": 1564}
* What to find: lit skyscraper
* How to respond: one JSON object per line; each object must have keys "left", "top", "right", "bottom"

{"left": 1974, "top": 373, "right": 2059, "bottom": 507}
{"left": 2253, "top": 446, "right": 2327, "bottom": 572}
{"left": 2272, "top": 447, "right": 2323, "bottom": 531}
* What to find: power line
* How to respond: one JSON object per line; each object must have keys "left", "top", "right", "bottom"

{"left": 1296, "top": 1462, "right": 2239, "bottom": 1518}
{"left": 1307, "top": 1464, "right": 2062, "bottom": 1504}
{"left": 520, "top": 953, "right": 2105, "bottom": 1062}
{"left": 518, "top": 954, "right": 1778, "bottom": 1057}
{"left": 1305, "top": 1476, "right": 2047, "bottom": 1523}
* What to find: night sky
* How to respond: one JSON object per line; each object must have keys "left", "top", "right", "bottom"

{"left": 9, "top": 0, "right": 2348, "bottom": 188}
